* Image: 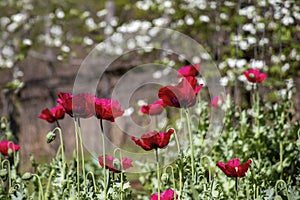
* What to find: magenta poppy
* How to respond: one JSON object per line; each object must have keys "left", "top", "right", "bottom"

{"left": 178, "top": 63, "right": 200, "bottom": 77}
{"left": 0, "top": 140, "right": 20, "bottom": 156}
{"left": 243, "top": 68, "right": 267, "bottom": 83}
{"left": 38, "top": 105, "right": 65, "bottom": 123}
{"left": 57, "top": 92, "right": 95, "bottom": 118}
{"left": 150, "top": 189, "right": 178, "bottom": 200}
{"left": 94, "top": 98, "right": 124, "bottom": 122}
{"left": 132, "top": 128, "right": 174, "bottom": 151}
{"left": 98, "top": 155, "right": 133, "bottom": 173}
{"left": 216, "top": 158, "right": 252, "bottom": 178}
{"left": 57, "top": 92, "right": 73, "bottom": 116}
{"left": 210, "top": 96, "right": 223, "bottom": 109}
{"left": 158, "top": 76, "right": 203, "bottom": 108}
{"left": 141, "top": 100, "right": 166, "bottom": 115}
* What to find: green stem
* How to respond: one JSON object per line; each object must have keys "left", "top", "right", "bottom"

{"left": 2, "top": 160, "right": 11, "bottom": 190}
{"left": 173, "top": 129, "right": 182, "bottom": 199}
{"left": 185, "top": 109, "right": 195, "bottom": 182}
{"left": 33, "top": 174, "right": 44, "bottom": 200}
{"left": 235, "top": 177, "right": 238, "bottom": 199}
{"left": 99, "top": 119, "right": 107, "bottom": 200}
{"left": 275, "top": 180, "right": 290, "bottom": 200}
{"left": 45, "top": 169, "right": 55, "bottom": 199}
{"left": 201, "top": 156, "right": 212, "bottom": 182}
{"left": 114, "top": 148, "right": 124, "bottom": 200}
{"left": 86, "top": 171, "right": 98, "bottom": 192}
{"left": 156, "top": 149, "right": 160, "bottom": 200}
{"left": 279, "top": 142, "right": 283, "bottom": 179}
{"left": 52, "top": 127, "right": 66, "bottom": 184}
{"left": 77, "top": 118, "right": 86, "bottom": 186}
{"left": 165, "top": 166, "right": 176, "bottom": 200}
{"left": 74, "top": 119, "right": 81, "bottom": 198}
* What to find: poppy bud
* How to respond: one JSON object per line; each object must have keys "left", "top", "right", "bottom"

{"left": 22, "top": 172, "right": 33, "bottom": 180}
{"left": 296, "top": 139, "right": 300, "bottom": 148}
{"left": 7, "top": 148, "right": 13, "bottom": 156}
{"left": 161, "top": 173, "right": 169, "bottom": 182}
{"left": 0, "top": 169, "right": 7, "bottom": 177}
{"left": 274, "top": 195, "right": 283, "bottom": 200}
{"left": 1, "top": 122, "right": 6, "bottom": 130}
{"left": 46, "top": 131, "right": 56, "bottom": 143}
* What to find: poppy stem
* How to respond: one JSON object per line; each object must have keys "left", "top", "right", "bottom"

{"left": 2, "top": 160, "right": 11, "bottom": 191}
{"left": 86, "top": 171, "right": 98, "bottom": 192}
{"left": 74, "top": 118, "right": 80, "bottom": 198}
{"left": 52, "top": 127, "right": 65, "bottom": 187}
{"left": 99, "top": 119, "right": 107, "bottom": 200}
{"left": 32, "top": 174, "right": 44, "bottom": 200}
{"left": 235, "top": 177, "right": 238, "bottom": 199}
{"left": 155, "top": 148, "right": 161, "bottom": 200}
{"left": 185, "top": 109, "right": 195, "bottom": 182}
{"left": 254, "top": 84, "right": 261, "bottom": 169}
{"left": 76, "top": 118, "right": 86, "bottom": 186}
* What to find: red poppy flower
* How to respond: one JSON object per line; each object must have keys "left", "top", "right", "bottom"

{"left": 158, "top": 76, "right": 203, "bottom": 108}
{"left": 98, "top": 155, "right": 133, "bottom": 173}
{"left": 0, "top": 140, "right": 20, "bottom": 156}
{"left": 210, "top": 96, "right": 223, "bottom": 109}
{"left": 150, "top": 189, "right": 178, "bottom": 200}
{"left": 57, "top": 92, "right": 95, "bottom": 118}
{"left": 94, "top": 98, "right": 124, "bottom": 122}
{"left": 57, "top": 92, "right": 73, "bottom": 116}
{"left": 141, "top": 100, "right": 166, "bottom": 115}
{"left": 216, "top": 158, "right": 252, "bottom": 178}
{"left": 38, "top": 105, "right": 65, "bottom": 123}
{"left": 132, "top": 128, "right": 174, "bottom": 151}
{"left": 243, "top": 68, "right": 267, "bottom": 83}
{"left": 178, "top": 63, "right": 200, "bottom": 77}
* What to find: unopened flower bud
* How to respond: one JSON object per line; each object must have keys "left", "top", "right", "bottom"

{"left": 274, "top": 195, "right": 283, "bottom": 200}
{"left": 0, "top": 169, "right": 7, "bottom": 177}
{"left": 22, "top": 172, "right": 33, "bottom": 180}
{"left": 1, "top": 122, "right": 6, "bottom": 130}
{"left": 161, "top": 173, "right": 169, "bottom": 182}
{"left": 46, "top": 132, "right": 56, "bottom": 143}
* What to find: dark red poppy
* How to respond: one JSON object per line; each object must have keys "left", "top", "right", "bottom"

{"left": 210, "top": 96, "right": 223, "bottom": 109}
{"left": 98, "top": 155, "right": 133, "bottom": 173}
{"left": 158, "top": 76, "right": 203, "bottom": 108}
{"left": 57, "top": 92, "right": 73, "bottom": 116}
{"left": 57, "top": 92, "right": 95, "bottom": 118}
{"left": 0, "top": 140, "right": 20, "bottom": 156}
{"left": 243, "top": 68, "right": 267, "bottom": 83}
{"left": 94, "top": 98, "right": 124, "bottom": 122}
{"left": 150, "top": 189, "right": 178, "bottom": 200}
{"left": 141, "top": 100, "right": 166, "bottom": 115}
{"left": 38, "top": 105, "right": 65, "bottom": 123}
{"left": 132, "top": 128, "right": 174, "bottom": 151}
{"left": 216, "top": 158, "right": 251, "bottom": 178}
{"left": 178, "top": 63, "right": 200, "bottom": 77}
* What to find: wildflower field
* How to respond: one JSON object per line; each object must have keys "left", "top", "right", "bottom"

{"left": 0, "top": 0, "right": 300, "bottom": 199}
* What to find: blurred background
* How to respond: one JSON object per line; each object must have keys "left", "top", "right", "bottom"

{"left": 0, "top": 0, "right": 299, "bottom": 171}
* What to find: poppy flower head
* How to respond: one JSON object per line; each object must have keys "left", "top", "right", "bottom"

{"left": 150, "top": 189, "right": 178, "bottom": 200}
{"left": 0, "top": 140, "right": 20, "bottom": 156}
{"left": 94, "top": 98, "right": 124, "bottom": 122}
{"left": 216, "top": 158, "right": 252, "bottom": 178}
{"left": 131, "top": 128, "right": 175, "bottom": 151}
{"left": 158, "top": 77, "right": 203, "bottom": 108}
{"left": 98, "top": 155, "right": 133, "bottom": 173}
{"left": 243, "top": 68, "right": 267, "bottom": 83}
{"left": 178, "top": 63, "right": 200, "bottom": 77}
{"left": 57, "top": 92, "right": 73, "bottom": 116}
{"left": 38, "top": 105, "right": 65, "bottom": 123}
{"left": 141, "top": 100, "right": 166, "bottom": 115}
{"left": 210, "top": 96, "right": 223, "bottom": 109}
{"left": 72, "top": 93, "right": 95, "bottom": 118}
